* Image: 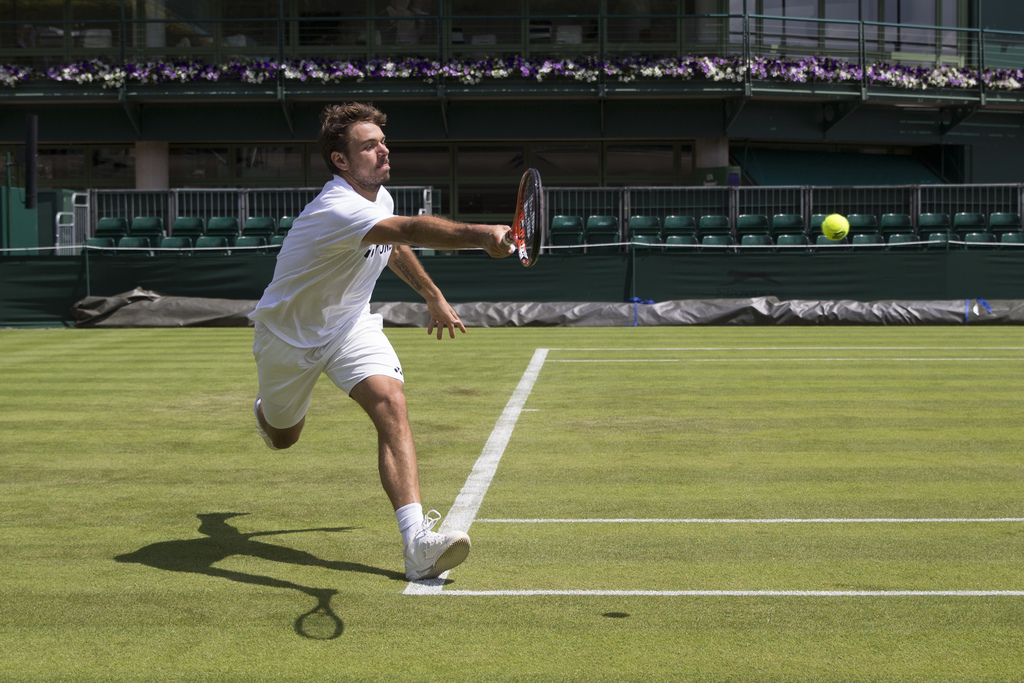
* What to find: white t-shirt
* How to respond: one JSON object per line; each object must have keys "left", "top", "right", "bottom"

{"left": 249, "top": 176, "right": 395, "bottom": 348}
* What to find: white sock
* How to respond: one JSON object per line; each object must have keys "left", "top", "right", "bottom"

{"left": 396, "top": 503, "right": 424, "bottom": 548}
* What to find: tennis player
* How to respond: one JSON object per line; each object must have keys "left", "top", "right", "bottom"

{"left": 249, "top": 102, "right": 512, "bottom": 581}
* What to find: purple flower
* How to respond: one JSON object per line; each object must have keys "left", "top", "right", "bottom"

{"left": 0, "top": 55, "right": 1019, "bottom": 92}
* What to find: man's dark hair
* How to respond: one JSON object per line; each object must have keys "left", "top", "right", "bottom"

{"left": 317, "top": 103, "right": 387, "bottom": 175}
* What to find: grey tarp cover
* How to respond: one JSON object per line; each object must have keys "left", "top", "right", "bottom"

{"left": 72, "top": 289, "right": 1024, "bottom": 327}
{"left": 72, "top": 288, "right": 257, "bottom": 328}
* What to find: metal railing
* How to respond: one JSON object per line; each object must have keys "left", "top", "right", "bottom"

{"left": 53, "top": 185, "right": 435, "bottom": 253}
{"left": 86, "top": 186, "right": 432, "bottom": 229}
{"left": 2, "top": 12, "right": 1020, "bottom": 75}
{"left": 49, "top": 182, "right": 1023, "bottom": 255}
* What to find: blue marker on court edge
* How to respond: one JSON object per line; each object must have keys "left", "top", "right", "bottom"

{"left": 627, "top": 297, "right": 654, "bottom": 327}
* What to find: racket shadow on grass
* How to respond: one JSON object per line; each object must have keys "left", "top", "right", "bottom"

{"left": 114, "top": 512, "right": 406, "bottom": 640}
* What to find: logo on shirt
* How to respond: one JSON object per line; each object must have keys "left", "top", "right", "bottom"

{"left": 364, "top": 245, "right": 393, "bottom": 259}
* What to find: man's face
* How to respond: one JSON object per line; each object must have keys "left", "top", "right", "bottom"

{"left": 333, "top": 122, "right": 390, "bottom": 191}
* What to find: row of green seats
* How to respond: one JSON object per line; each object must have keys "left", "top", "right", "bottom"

{"left": 89, "top": 215, "right": 297, "bottom": 249}
{"left": 549, "top": 212, "right": 1024, "bottom": 253}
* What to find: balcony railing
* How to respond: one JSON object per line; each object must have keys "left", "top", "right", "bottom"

{"left": 2, "top": 12, "right": 1022, "bottom": 75}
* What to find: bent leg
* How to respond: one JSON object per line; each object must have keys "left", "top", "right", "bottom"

{"left": 256, "top": 400, "right": 305, "bottom": 449}
{"left": 253, "top": 323, "right": 323, "bottom": 450}
{"left": 349, "top": 375, "right": 421, "bottom": 511}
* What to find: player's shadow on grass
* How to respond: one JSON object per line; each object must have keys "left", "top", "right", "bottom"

{"left": 114, "top": 512, "right": 405, "bottom": 639}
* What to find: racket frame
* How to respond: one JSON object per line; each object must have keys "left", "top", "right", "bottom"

{"left": 511, "top": 168, "right": 543, "bottom": 267}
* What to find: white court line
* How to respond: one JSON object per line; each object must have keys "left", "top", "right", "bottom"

{"left": 547, "top": 347, "right": 1024, "bottom": 352}
{"left": 404, "top": 348, "right": 548, "bottom": 596}
{"left": 477, "top": 518, "right": 1024, "bottom": 524}
{"left": 437, "top": 590, "right": 1024, "bottom": 597}
{"left": 548, "top": 358, "right": 1024, "bottom": 363}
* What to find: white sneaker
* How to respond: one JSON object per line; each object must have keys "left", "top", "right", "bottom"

{"left": 404, "top": 510, "right": 471, "bottom": 581}
{"left": 254, "top": 398, "right": 279, "bottom": 450}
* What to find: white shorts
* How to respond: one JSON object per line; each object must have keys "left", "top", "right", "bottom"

{"left": 253, "top": 313, "right": 403, "bottom": 430}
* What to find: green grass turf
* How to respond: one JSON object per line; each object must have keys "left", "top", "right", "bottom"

{"left": 1, "top": 325, "right": 1022, "bottom": 681}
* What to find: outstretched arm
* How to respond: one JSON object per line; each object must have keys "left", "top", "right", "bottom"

{"left": 387, "top": 245, "right": 466, "bottom": 339}
{"left": 366, "top": 214, "right": 513, "bottom": 258}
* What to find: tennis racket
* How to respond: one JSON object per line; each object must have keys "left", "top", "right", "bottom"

{"left": 504, "top": 168, "right": 543, "bottom": 267}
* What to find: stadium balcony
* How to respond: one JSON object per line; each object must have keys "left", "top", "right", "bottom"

{"left": 3, "top": 3, "right": 1024, "bottom": 206}
{"left": 1, "top": 9, "right": 1023, "bottom": 108}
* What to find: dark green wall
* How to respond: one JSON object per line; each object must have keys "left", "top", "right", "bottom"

{"left": 4, "top": 250, "right": 1023, "bottom": 327}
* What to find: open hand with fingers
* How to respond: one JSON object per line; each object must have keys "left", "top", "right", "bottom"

{"left": 426, "top": 295, "right": 466, "bottom": 339}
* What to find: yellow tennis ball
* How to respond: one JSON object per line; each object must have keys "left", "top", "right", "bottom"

{"left": 821, "top": 214, "right": 849, "bottom": 241}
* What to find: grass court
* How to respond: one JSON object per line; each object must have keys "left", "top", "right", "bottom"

{"left": 1, "top": 325, "right": 1022, "bottom": 681}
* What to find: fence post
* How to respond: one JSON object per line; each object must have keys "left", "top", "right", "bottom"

{"left": 169, "top": 189, "right": 179, "bottom": 229}
{"left": 239, "top": 190, "right": 249, "bottom": 228}
{"left": 911, "top": 185, "right": 920, "bottom": 230}
{"left": 88, "top": 189, "right": 98, "bottom": 237}
{"left": 801, "top": 185, "right": 809, "bottom": 227}
{"left": 84, "top": 247, "right": 91, "bottom": 297}
{"left": 621, "top": 188, "right": 630, "bottom": 241}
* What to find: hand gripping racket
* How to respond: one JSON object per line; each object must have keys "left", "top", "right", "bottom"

{"left": 503, "top": 168, "right": 543, "bottom": 267}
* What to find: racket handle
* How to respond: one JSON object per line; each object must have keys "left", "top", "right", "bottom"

{"left": 502, "top": 233, "right": 513, "bottom": 246}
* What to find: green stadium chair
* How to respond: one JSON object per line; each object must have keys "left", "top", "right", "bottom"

{"left": 627, "top": 215, "right": 661, "bottom": 238}
{"left": 130, "top": 216, "right": 165, "bottom": 245}
{"left": 233, "top": 235, "right": 268, "bottom": 254}
{"left": 880, "top": 228, "right": 921, "bottom": 246}
{"left": 194, "top": 236, "right": 230, "bottom": 255}
{"left": 117, "top": 236, "right": 153, "bottom": 255}
{"left": 740, "top": 233, "right": 773, "bottom": 249}
{"left": 551, "top": 215, "right": 583, "bottom": 232}
{"left": 278, "top": 216, "right": 296, "bottom": 232}
{"left": 771, "top": 213, "right": 805, "bottom": 237}
{"left": 84, "top": 237, "right": 116, "bottom": 253}
{"left": 924, "top": 231, "right": 951, "bottom": 250}
{"left": 879, "top": 213, "right": 913, "bottom": 236}
{"left": 1000, "top": 231, "right": 1024, "bottom": 247}
{"left": 988, "top": 212, "right": 1022, "bottom": 236}
{"left": 628, "top": 215, "right": 662, "bottom": 251}
{"left": 585, "top": 215, "right": 620, "bottom": 254}
{"left": 918, "top": 212, "right": 951, "bottom": 231}
{"left": 159, "top": 236, "right": 193, "bottom": 254}
{"left": 735, "top": 213, "right": 770, "bottom": 236}
{"left": 243, "top": 216, "right": 277, "bottom": 237}
{"left": 95, "top": 217, "right": 128, "bottom": 240}
{"left": 664, "top": 234, "right": 698, "bottom": 249}
{"left": 851, "top": 233, "right": 885, "bottom": 247}
{"left": 663, "top": 215, "right": 696, "bottom": 240}
{"left": 775, "top": 233, "right": 810, "bottom": 250}
{"left": 816, "top": 233, "right": 849, "bottom": 249}
{"left": 846, "top": 213, "right": 878, "bottom": 235}
{"left": 953, "top": 211, "right": 987, "bottom": 239}
{"left": 700, "top": 234, "right": 735, "bottom": 252}
{"left": 886, "top": 233, "right": 919, "bottom": 250}
{"left": 270, "top": 234, "right": 287, "bottom": 247}
{"left": 963, "top": 232, "right": 997, "bottom": 248}
{"left": 206, "top": 217, "right": 241, "bottom": 245}
{"left": 550, "top": 215, "right": 584, "bottom": 254}
{"left": 698, "top": 214, "right": 731, "bottom": 237}
{"left": 171, "top": 216, "right": 205, "bottom": 242}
